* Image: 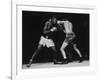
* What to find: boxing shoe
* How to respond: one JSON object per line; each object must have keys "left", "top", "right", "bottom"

{"left": 53, "top": 59, "right": 60, "bottom": 64}
{"left": 26, "top": 59, "right": 32, "bottom": 67}
{"left": 60, "top": 59, "right": 69, "bottom": 64}
{"left": 79, "top": 57, "right": 83, "bottom": 63}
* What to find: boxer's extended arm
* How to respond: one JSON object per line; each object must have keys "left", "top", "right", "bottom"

{"left": 57, "top": 21, "right": 65, "bottom": 31}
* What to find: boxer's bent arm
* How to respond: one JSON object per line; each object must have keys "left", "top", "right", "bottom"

{"left": 43, "top": 22, "right": 51, "bottom": 34}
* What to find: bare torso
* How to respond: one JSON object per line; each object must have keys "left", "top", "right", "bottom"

{"left": 63, "top": 21, "right": 73, "bottom": 34}
{"left": 57, "top": 20, "right": 73, "bottom": 34}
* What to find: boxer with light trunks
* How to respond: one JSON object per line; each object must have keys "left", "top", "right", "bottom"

{"left": 26, "top": 17, "right": 59, "bottom": 67}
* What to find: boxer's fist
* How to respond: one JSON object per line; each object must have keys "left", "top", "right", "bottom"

{"left": 51, "top": 27, "right": 57, "bottom": 32}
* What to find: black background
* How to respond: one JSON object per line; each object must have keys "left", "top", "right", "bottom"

{"left": 22, "top": 11, "right": 89, "bottom": 64}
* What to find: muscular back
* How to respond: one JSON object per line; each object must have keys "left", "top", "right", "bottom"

{"left": 63, "top": 20, "right": 73, "bottom": 34}
{"left": 58, "top": 20, "right": 73, "bottom": 34}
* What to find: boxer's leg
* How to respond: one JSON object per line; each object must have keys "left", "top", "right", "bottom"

{"left": 59, "top": 41, "right": 69, "bottom": 64}
{"left": 26, "top": 44, "right": 42, "bottom": 67}
{"left": 28, "top": 36, "right": 46, "bottom": 64}
{"left": 73, "top": 44, "right": 82, "bottom": 57}
{"left": 31, "top": 45, "right": 42, "bottom": 60}
{"left": 73, "top": 44, "right": 83, "bottom": 62}
{"left": 60, "top": 41, "right": 68, "bottom": 59}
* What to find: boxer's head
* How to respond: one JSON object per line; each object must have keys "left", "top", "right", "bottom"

{"left": 62, "top": 18, "right": 68, "bottom": 21}
{"left": 51, "top": 17, "right": 57, "bottom": 24}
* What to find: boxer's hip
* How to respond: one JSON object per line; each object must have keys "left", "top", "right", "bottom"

{"left": 65, "top": 33, "right": 75, "bottom": 42}
{"left": 39, "top": 36, "right": 55, "bottom": 48}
